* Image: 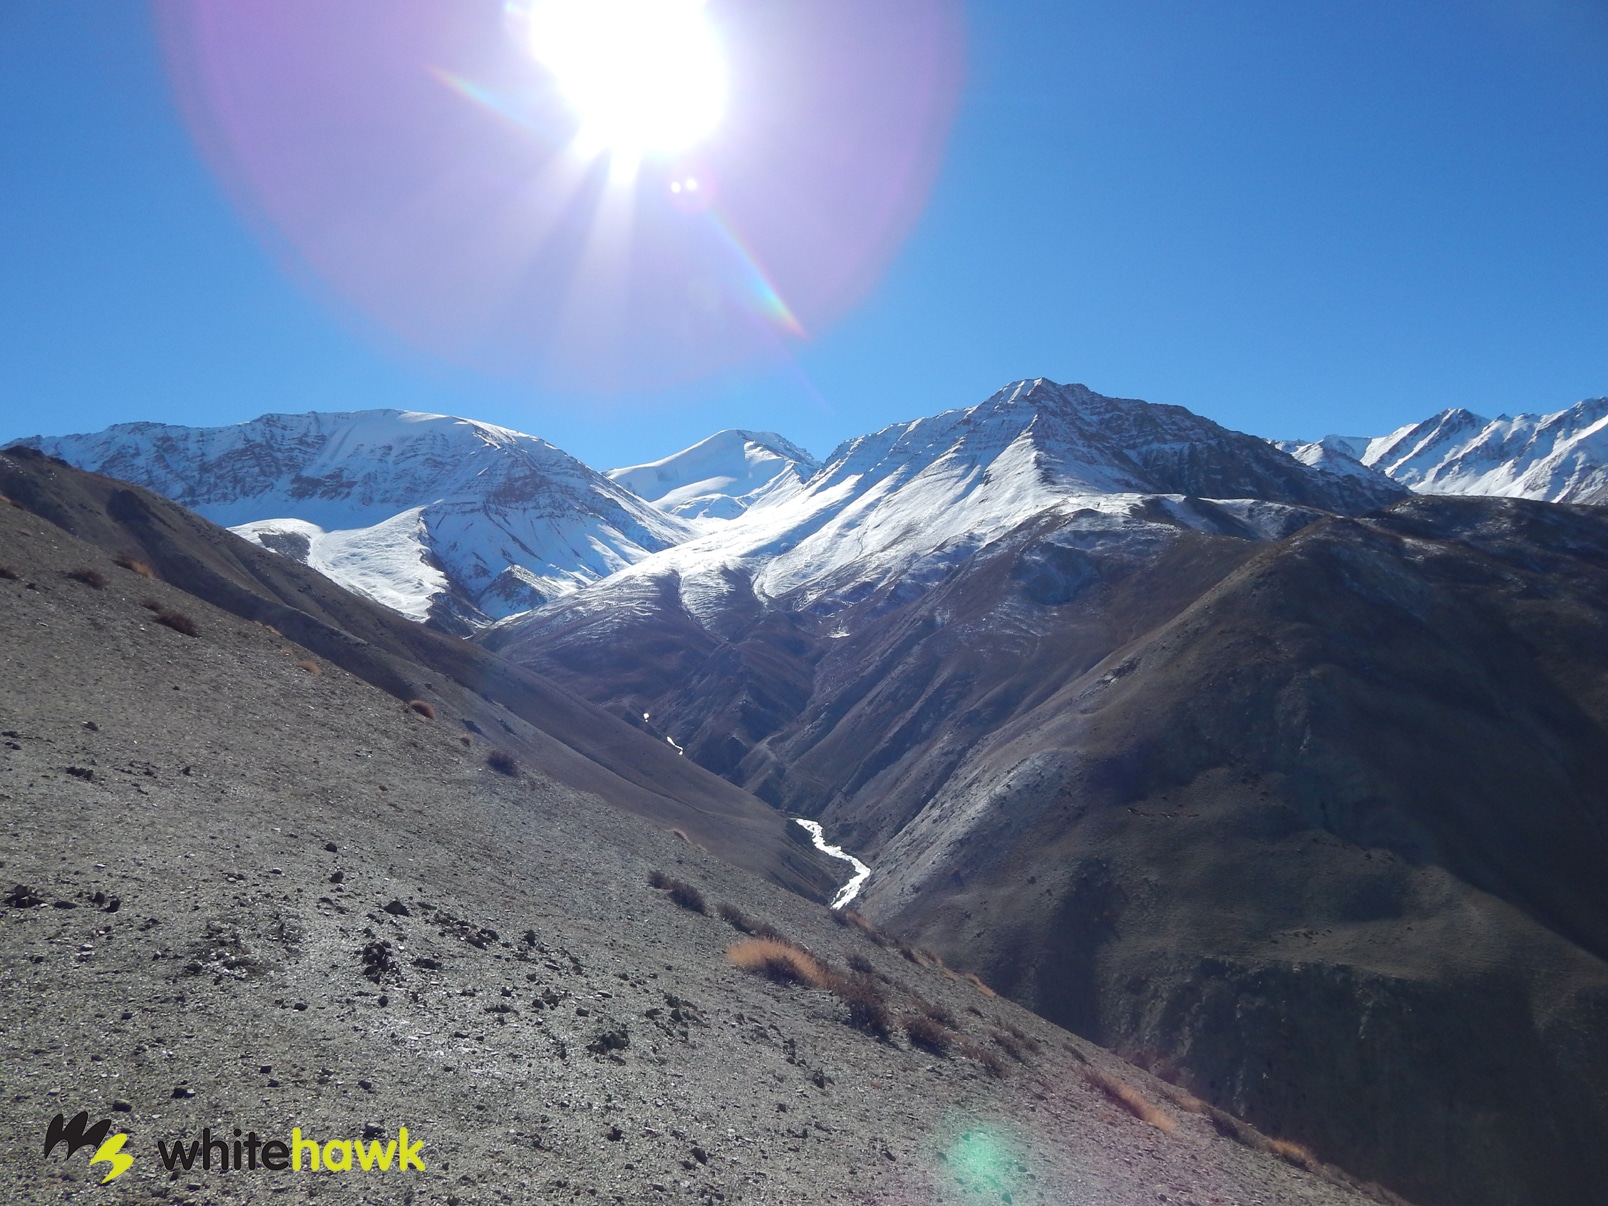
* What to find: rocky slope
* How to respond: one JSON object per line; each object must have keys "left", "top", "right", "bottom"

{"left": 21, "top": 410, "right": 697, "bottom": 631}
{"left": 489, "top": 419, "right": 1608, "bottom": 1203}
{"left": 0, "top": 458, "right": 1390, "bottom": 1206}
{"left": 859, "top": 495, "right": 1608, "bottom": 1206}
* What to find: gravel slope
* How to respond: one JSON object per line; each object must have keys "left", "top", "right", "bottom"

{"left": 0, "top": 489, "right": 1392, "bottom": 1204}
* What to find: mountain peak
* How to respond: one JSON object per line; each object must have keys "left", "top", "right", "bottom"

{"left": 607, "top": 429, "right": 820, "bottom": 522}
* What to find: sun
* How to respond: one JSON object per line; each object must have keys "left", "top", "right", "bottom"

{"left": 519, "top": 0, "right": 726, "bottom": 157}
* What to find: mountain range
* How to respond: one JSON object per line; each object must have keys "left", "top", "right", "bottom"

{"left": 16, "top": 378, "right": 1608, "bottom": 1206}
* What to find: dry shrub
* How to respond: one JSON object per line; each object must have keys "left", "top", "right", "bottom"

{"left": 261, "top": 623, "right": 282, "bottom": 637}
{"left": 997, "top": 1022, "right": 1041, "bottom": 1054}
{"left": 63, "top": 567, "right": 107, "bottom": 590}
{"left": 834, "top": 910, "right": 891, "bottom": 946}
{"left": 846, "top": 952, "right": 875, "bottom": 976}
{"left": 486, "top": 749, "right": 519, "bottom": 776}
{"left": 959, "top": 1041, "right": 1008, "bottom": 1078}
{"left": 407, "top": 699, "right": 436, "bottom": 719}
{"left": 717, "top": 902, "right": 783, "bottom": 940}
{"left": 822, "top": 972, "right": 892, "bottom": 1038}
{"left": 154, "top": 609, "right": 199, "bottom": 637}
{"left": 901, "top": 1012, "right": 953, "bottom": 1057}
{"left": 140, "top": 598, "right": 161, "bottom": 611}
{"left": 459, "top": 735, "right": 472, "bottom": 747}
{"left": 647, "top": 871, "right": 706, "bottom": 913}
{"left": 1163, "top": 1085, "right": 1209, "bottom": 1115}
{"left": 963, "top": 972, "right": 998, "bottom": 998}
{"left": 670, "top": 827, "right": 690, "bottom": 843}
{"left": 0, "top": 565, "right": 17, "bottom": 581}
{"left": 667, "top": 881, "right": 706, "bottom": 914}
{"left": 921, "top": 1000, "right": 958, "bottom": 1028}
{"left": 297, "top": 658, "right": 322, "bottom": 675}
{"left": 1265, "top": 1137, "right": 1322, "bottom": 1172}
{"left": 992, "top": 1031, "right": 1031, "bottom": 1063}
{"left": 726, "top": 938, "right": 826, "bottom": 987}
{"left": 1085, "top": 1068, "right": 1176, "bottom": 1134}
{"left": 114, "top": 553, "right": 155, "bottom": 578}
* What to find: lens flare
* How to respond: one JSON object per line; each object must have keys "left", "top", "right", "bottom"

{"left": 516, "top": 0, "right": 725, "bottom": 156}
{"left": 153, "top": 0, "right": 965, "bottom": 393}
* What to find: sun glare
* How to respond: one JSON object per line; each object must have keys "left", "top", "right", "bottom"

{"left": 520, "top": 0, "right": 726, "bottom": 157}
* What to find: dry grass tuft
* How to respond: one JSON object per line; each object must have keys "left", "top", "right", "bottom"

{"left": 670, "top": 827, "right": 690, "bottom": 843}
{"left": 486, "top": 749, "right": 519, "bottom": 777}
{"left": 407, "top": 699, "right": 436, "bottom": 719}
{"left": 959, "top": 1041, "right": 1008, "bottom": 1078}
{"left": 834, "top": 909, "right": 892, "bottom": 946}
{"left": 647, "top": 871, "right": 706, "bottom": 913}
{"left": 667, "top": 881, "right": 706, "bottom": 914}
{"left": 901, "top": 1011, "right": 953, "bottom": 1057}
{"left": 821, "top": 972, "right": 893, "bottom": 1038}
{"left": 153, "top": 608, "right": 199, "bottom": 637}
{"left": 963, "top": 971, "right": 998, "bottom": 998}
{"left": 296, "top": 658, "right": 322, "bottom": 675}
{"left": 1264, "top": 1137, "right": 1322, "bottom": 1172}
{"left": 921, "top": 1000, "right": 958, "bottom": 1028}
{"left": 0, "top": 565, "right": 17, "bottom": 581}
{"left": 1085, "top": 1068, "right": 1176, "bottom": 1133}
{"left": 992, "top": 1030, "right": 1032, "bottom": 1063}
{"left": 113, "top": 553, "right": 155, "bottom": 578}
{"left": 726, "top": 938, "right": 827, "bottom": 987}
{"left": 1163, "top": 1085, "right": 1210, "bottom": 1115}
{"left": 64, "top": 567, "right": 107, "bottom": 590}
{"left": 717, "top": 902, "right": 783, "bottom": 941}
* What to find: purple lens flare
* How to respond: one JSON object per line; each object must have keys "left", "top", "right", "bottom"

{"left": 154, "top": 0, "right": 966, "bottom": 391}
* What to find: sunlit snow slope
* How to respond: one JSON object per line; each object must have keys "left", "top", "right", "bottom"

{"left": 23, "top": 410, "right": 695, "bottom": 630}
{"left": 1284, "top": 396, "right": 1608, "bottom": 504}
{"left": 607, "top": 429, "right": 819, "bottom": 524}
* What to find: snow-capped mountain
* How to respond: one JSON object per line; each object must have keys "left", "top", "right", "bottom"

{"left": 1282, "top": 396, "right": 1608, "bottom": 505}
{"left": 1359, "top": 398, "right": 1608, "bottom": 503}
{"left": 22, "top": 410, "right": 695, "bottom": 630}
{"left": 499, "top": 378, "right": 1405, "bottom": 632}
{"left": 607, "top": 430, "right": 819, "bottom": 523}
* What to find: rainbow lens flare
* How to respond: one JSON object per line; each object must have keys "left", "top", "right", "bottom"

{"left": 153, "top": 0, "right": 965, "bottom": 391}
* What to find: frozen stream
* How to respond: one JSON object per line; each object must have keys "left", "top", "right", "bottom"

{"left": 793, "top": 819, "right": 872, "bottom": 909}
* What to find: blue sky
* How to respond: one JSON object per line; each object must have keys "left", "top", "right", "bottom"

{"left": 2, "top": 1, "right": 1606, "bottom": 470}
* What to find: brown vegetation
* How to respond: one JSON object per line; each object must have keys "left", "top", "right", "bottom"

{"left": 821, "top": 972, "right": 892, "bottom": 1038}
{"left": 113, "top": 553, "right": 155, "bottom": 578}
{"left": 958, "top": 1041, "right": 1008, "bottom": 1078}
{"left": 726, "top": 938, "right": 826, "bottom": 987}
{"left": 1085, "top": 1068, "right": 1176, "bottom": 1133}
{"left": 716, "top": 902, "right": 783, "bottom": 941}
{"left": 297, "top": 659, "right": 322, "bottom": 675}
{"left": 407, "top": 699, "right": 436, "bottom": 718}
{"left": 135, "top": 594, "right": 201, "bottom": 637}
{"left": 647, "top": 871, "right": 707, "bottom": 914}
{"left": 901, "top": 1011, "right": 953, "bottom": 1056}
{"left": 962, "top": 972, "right": 998, "bottom": 998}
{"left": 486, "top": 750, "right": 519, "bottom": 777}
{"left": 63, "top": 567, "right": 107, "bottom": 590}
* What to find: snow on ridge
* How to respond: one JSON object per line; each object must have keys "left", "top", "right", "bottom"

{"left": 606, "top": 429, "right": 820, "bottom": 524}
{"left": 498, "top": 378, "right": 1374, "bottom": 635}
{"left": 23, "top": 408, "right": 697, "bottom": 626}
{"left": 1353, "top": 397, "right": 1608, "bottom": 503}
